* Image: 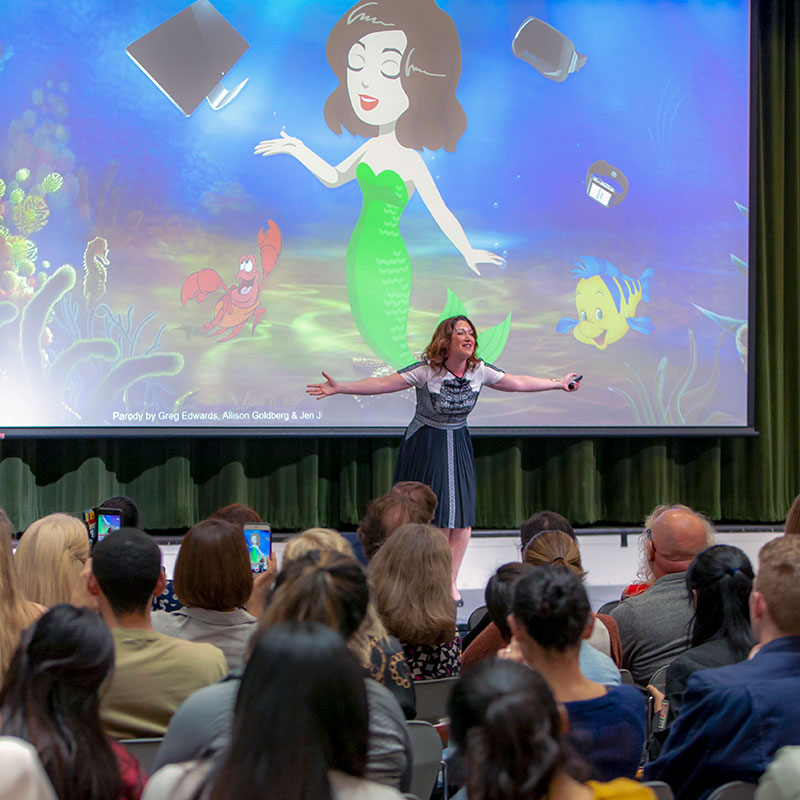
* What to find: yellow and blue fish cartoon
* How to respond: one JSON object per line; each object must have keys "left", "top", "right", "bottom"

{"left": 556, "top": 257, "right": 654, "bottom": 350}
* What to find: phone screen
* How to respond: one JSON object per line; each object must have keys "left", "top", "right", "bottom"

{"left": 96, "top": 510, "right": 122, "bottom": 542}
{"left": 243, "top": 524, "right": 272, "bottom": 573}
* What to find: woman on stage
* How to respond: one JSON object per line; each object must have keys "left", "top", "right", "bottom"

{"left": 307, "top": 316, "right": 581, "bottom": 604}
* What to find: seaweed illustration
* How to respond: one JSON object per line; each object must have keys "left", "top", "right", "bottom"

{"left": 609, "top": 329, "right": 732, "bottom": 425}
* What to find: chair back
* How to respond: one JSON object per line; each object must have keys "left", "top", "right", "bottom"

{"left": 643, "top": 781, "right": 675, "bottom": 800}
{"left": 118, "top": 738, "right": 163, "bottom": 776}
{"left": 467, "top": 605, "right": 488, "bottom": 631}
{"left": 649, "top": 664, "right": 670, "bottom": 693}
{"left": 406, "top": 720, "right": 444, "bottom": 800}
{"left": 619, "top": 668, "right": 635, "bottom": 685}
{"left": 706, "top": 782, "right": 757, "bottom": 800}
{"left": 414, "top": 677, "right": 459, "bottom": 724}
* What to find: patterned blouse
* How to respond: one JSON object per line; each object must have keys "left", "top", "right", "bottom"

{"left": 402, "top": 637, "right": 461, "bottom": 681}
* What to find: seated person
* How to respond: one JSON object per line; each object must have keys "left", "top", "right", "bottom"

{"left": 520, "top": 509, "right": 576, "bottom": 551}
{"left": 643, "top": 536, "right": 800, "bottom": 799}
{"left": 648, "top": 544, "right": 755, "bottom": 753}
{"left": 152, "top": 518, "right": 264, "bottom": 670}
{"left": 369, "top": 524, "right": 460, "bottom": 680}
{"left": 153, "top": 551, "right": 411, "bottom": 792}
{"left": 448, "top": 659, "right": 653, "bottom": 800}
{"left": 87, "top": 528, "right": 228, "bottom": 739}
{"left": 463, "top": 558, "right": 620, "bottom": 685}
{"left": 611, "top": 504, "right": 714, "bottom": 684}
{"left": 508, "top": 566, "right": 647, "bottom": 780}
{"left": 0, "top": 604, "right": 145, "bottom": 800}
{"left": 143, "top": 622, "right": 405, "bottom": 800}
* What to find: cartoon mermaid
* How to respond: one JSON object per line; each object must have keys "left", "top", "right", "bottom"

{"left": 254, "top": 0, "right": 504, "bottom": 370}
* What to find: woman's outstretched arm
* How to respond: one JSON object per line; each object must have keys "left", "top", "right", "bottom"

{"left": 306, "top": 371, "right": 409, "bottom": 398}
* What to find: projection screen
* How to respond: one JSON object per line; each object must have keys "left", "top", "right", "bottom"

{"left": 0, "top": 0, "right": 753, "bottom": 434}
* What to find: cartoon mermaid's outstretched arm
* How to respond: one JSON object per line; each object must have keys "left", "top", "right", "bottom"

{"left": 254, "top": 132, "right": 367, "bottom": 188}
{"left": 410, "top": 153, "right": 505, "bottom": 277}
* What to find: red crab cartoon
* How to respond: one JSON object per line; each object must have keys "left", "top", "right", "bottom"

{"left": 180, "top": 220, "right": 282, "bottom": 342}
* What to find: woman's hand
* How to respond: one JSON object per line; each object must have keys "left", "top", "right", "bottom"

{"left": 462, "top": 248, "right": 506, "bottom": 277}
{"left": 246, "top": 553, "right": 278, "bottom": 619}
{"left": 254, "top": 130, "right": 306, "bottom": 159}
{"left": 647, "top": 684, "right": 665, "bottom": 714}
{"left": 306, "top": 372, "right": 340, "bottom": 399}
{"left": 560, "top": 372, "right": 581, "bottom": 392}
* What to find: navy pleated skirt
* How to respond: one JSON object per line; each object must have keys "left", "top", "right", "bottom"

{"left": 393, "top": 424, "right": 476, "bottom": 529}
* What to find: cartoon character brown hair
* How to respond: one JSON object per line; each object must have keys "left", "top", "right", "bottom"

{"left": 324, "top": 0, "right": 467, "bottom": 151}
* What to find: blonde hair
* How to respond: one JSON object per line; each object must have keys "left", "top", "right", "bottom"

{"left": 757, "top": 536, "right": 800, "bottom": 636}
{"left": 523, "top": 530, "right": 587, "bottom": 579}
{"left": 15, "top": 514, "right": 89, "bottom": 607}
{"left": 0, "top": 508, "right": 39, "bottom": 677}
{"left": 281, "top": 527, "right": 389, "bottom": 665}
{"left": 282, "top": 528, "right": 353, "bottom": 566}
{"left": 368, "top": 523, "right": 456, "bottom": 646}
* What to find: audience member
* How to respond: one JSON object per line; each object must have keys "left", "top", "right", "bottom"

{"left": 209, "top": 503, "right": 262, "bottom": 527}
{"left": 99, "top": 496, "right": 142, "bottom": 530}
{"left": 783, "top": 493, "right": 800, "bottom": 535}
{"left": 144, "top": 623, "right": 404, "bottom": 800}
{"left": 509, "top": 567, "right": 647, "bottom": 780}
{"left": 0, "top": 604, "right": 145, "bottom": 800}
{"left": 151, "top": 519, "right": 261, "bottom": 669}
{"left": 0, "top": 507, "right": 43, "bottom": 678}
{"left": 756, "top": 747, "right": 800, "bottom": 800}
{"left": 281, "top": 531, "right": 414, "bottom": 716}
{"left": 390, "top": 481, "right": 438, "bottom": 521}
{"left": 643, "top": 536, "right": 800, "bottom": 798}
{"left": 154, "top": 551, "right": 411, "bottom": 791}
{"left": 447, "top": 659, "right": 652, "bottom": 800}
{"left": 357, "top": 493, "right": 433, "bottom": 562}
{"left": 369, "top": 523, "right": 460, "bottom": 679}
{"left": 648, "top": 544, "right": 755, "bottom": 747}
{"left": 522, "top": 530, "right": 622, "bottom": 666}
{"left": 15, "top": 513, "right": 89, "bottom": 608}
{"left": 520, "top": 509, "right": 576, "bottom": 551}
{"left": 0, "top": 737, "right": 58, "bottom": 800}
{"left": 283, "top": 527, "right": 354, "bottom": 563}
{"left": 87, "top": 528, "right": 227, "bottom": 739}
{"left": 610, "top": 504, "right": 714, "bottom": 684}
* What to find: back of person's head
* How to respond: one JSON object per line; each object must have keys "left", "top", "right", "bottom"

{"left": 520, "top": 511, "right": 575, "bottom": 551}
{"left": 687, "top": 544, "right": 754, "bottom": 658}
{"left": 522, "top": 531, "right": 586, "bottom": 579}
{"left": 784, "top": 493, "right": 800, "bottom": 535}
{"left": 260, "top": 550, "right": 369, "bottom": 641}
{"left": 16, "top": 513, "right": 89, "bottom": 607}
{"left": 283, "top": 528, "right": 353, "bottom": 564}
{"left": 357, "top": 493, "right": 431, "bottom": 561}
{"left": 449, "top": 659, "right": 580, "bottom": 800}
{"left": 512, "top": 566, "right": 590, "bottom": 652}
{"left": 99, "top": 496, "right": 141, "bottom": 529}
{"left": 0, "top": 604, "right": 123, "bottom": 800}
{"left": 755, "top": 536, "right": 800, "bottom": 637}
{"left": 486, "top": 562, "right": 533, "bottom": 641}
{"left": 207, "top": 622, "right": 368, "bottom": 800}
{"left": 639, "top": 503, "right": 715, "bottom": 582}
{"left": 210, "top": 503, "right": 262, "bottom": 527}
{"left": 0, "top": 507, "right": 38, "bottom": 677}
{"left": 368, "top": 523, "right": 455, "bottom": 646}
{"left": 174, "top": 519, "right": 252, "bottom": 610}
{"left": 390, "top": 481, "right": 438, "bottom": 522}
{"left": 91, "top": 528, "right": 161, "bottom": 616}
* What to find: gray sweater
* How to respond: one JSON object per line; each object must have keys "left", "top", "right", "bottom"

{"left": 610, "top": 571, "right": 694, "bottom": 685}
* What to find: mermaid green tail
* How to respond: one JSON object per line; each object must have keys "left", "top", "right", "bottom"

{"left": 347, "top": 162, "right": 512, "bottom": 368}
{"left": 347, "top": 163, "right": 415, "bottom": 370}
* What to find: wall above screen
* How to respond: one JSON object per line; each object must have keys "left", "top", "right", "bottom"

{"left": 0, "top": 0, "right": 753, "bottom": 435}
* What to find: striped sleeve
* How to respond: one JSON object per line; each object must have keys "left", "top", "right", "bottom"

{"left": 480, "top": 361, "right": 506, "bottom": 386}
{"left": 397, "top": 361, "right": 429, "bottom": 387}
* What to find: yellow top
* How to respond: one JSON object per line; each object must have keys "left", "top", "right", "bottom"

{"left": 588, "top": 779, "right": 656, "bottom": 800}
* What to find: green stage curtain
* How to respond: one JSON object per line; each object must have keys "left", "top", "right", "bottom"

{"left": 0, "top": 2, "right": 798, "bottom": 532}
